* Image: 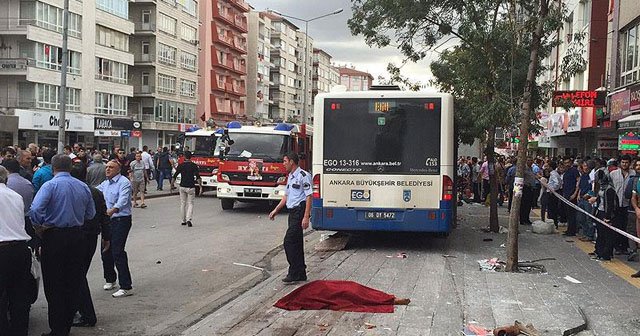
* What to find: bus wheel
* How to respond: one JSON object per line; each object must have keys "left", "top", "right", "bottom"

{"left": 221, "top": 199, "right": 234, "bottom": 210}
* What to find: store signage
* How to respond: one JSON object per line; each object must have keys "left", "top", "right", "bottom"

{"left": 94, "top": 117, "right": 142, "bottom": 130}
{"left": 567, "top": 107, "right": 581, "bottom": 132}
{"left": 597, "top": 139, "right": 618, "bottom": 150}
{"left": 552, "top": 90, "right": 606, "bottom": 108}
{"left": 618, "top": 116, "right": 640, "bottom": 129}
{"left": 15, "top": 109, "right": 94, "bottom": 132}
{"left": 619, "top": 131, "right": 640, "bottom": 150}
{"left": 610, "top": 90, "right": 630, "bottom": 121}
{"left": 0, "top": 59, "right": 28, "bottom": 70}
{"left": 549, "top": 112, "right": 566, "bottom": 136}
{"left": 94, "top": 130, "right": 121, "bottom": 137}
{"left": 132, "top": 130, "right": 142, "bottom": 138}
{"left": 630, "top": 85, "right": 640, "bottom": 112}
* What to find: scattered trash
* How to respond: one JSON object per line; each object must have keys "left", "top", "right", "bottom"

{"left": 500, "top": 244, "right": 506, "bottom": 248}
{"left": 317, "top": 323, "right": 329, "bottom": 331}
{"left": 442, "top": 254, "right": 457, "bottom": 258}
{"left": 532, "top": 220, "right": 555, "bottom": 234}
{"left": 150, "top": 225, "right": 156, "bottom": 228}
{"left": 563, "top": 275, "right": 582, "bottom": 284}
{"left": 386, "top": 255, "right": 393, "bottom": 258}
{"left": 202, "top": 269, "right": 209, "bottom": 272}
{"left": 156, "top": 260, "right": 161, "bottom": 264}
{"left": 462, "top": 323, "right": 492, "bottom": 336}
{"left": 493, "top": 321, "right": 539, "bottom": 336}
{"left": 258, "top": 215, "right": 262, "bottom": 219}
{"left": 499, "top": 226, "right": 509, "bottom": 234}
{"left": 397, "top": 252, "right": 407, "bottom": 258}
{"left": 565, "top": 240, "right": 575, "bottom": 243}
{"left": 383, "top": 327, "right": 392, "bottom": 331}
{"left": 232, "top": 262, "right": 264, "bottom": 271}
{"left": 483, "top": 238, "right": 493, "bottom": 242}
{"left": 364, "top": 322, "right": 376, "bottom": 329}
{"left": 478, "top": 258, "right": 504, "bottom": 272}
{"left": 562, "top": 307, "right": 587, "bottom": 336}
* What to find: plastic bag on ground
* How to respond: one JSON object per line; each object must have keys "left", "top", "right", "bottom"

{"left": 532, "top": 220, "right": 555, "bottom": 234}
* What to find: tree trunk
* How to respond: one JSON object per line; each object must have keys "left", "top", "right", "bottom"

{"left": 486, "top": 126, "right": 499, "bottom": 233}
{"left": 506, "top": 0, "right": 549, "bottom": 272}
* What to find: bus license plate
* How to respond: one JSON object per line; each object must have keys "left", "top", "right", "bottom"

{"left": 244, "top": 188, "right": 262, "bottom": 195}
{"left": 365, "top": 212, "right": 396, "bottom": 220}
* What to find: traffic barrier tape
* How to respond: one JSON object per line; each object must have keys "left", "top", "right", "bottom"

{"left": 538, "top": 179, "right": 640, "bottom": 245}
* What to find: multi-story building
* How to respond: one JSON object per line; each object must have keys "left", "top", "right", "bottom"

{"left": 536, "top": 0, "right": 608, "bottom": 157}
{"left": 198, "top": 0, "right": 249, "bottom": 125}
{"left": 312, "top": 48, "right": 339, "bottom": 102}
{"left": 246, "top": 10, "right": 273, "bottom": 122}
{"left": 128, "top": 0, "right": 200, "bottom": 148}
{"left": 266, "top": 13, "right": 300, "bottom": 123}
{"left": 297, "top": 30, "right": 314, "bottom": 124}
{"left": 336, "top": 66, "right": 374, "bottom": 91}
{"left": 0, "top": 0, "right": 134, "bottom": 149}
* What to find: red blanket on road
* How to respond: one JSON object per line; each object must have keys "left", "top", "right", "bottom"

{"left": 273, "top": 280, "right": 396, "bottom": 313}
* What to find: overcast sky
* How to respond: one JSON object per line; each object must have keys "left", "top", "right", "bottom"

{"left": 247, "top": 0, "right": 443, "bottom": 87}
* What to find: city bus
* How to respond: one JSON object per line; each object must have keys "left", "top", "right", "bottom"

{"left": 311, "top": 87, "right": 455, "bottom": 233}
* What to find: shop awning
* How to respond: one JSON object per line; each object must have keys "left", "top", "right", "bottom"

{"left": 618, "top": 114, "right": 640, "bottom": 129}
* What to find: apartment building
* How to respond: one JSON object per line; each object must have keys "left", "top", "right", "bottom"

{"left": 246, "top": 10, "right": 273, "bottom": 122}
{"left": 0, "top": 0, "right": 134, "bottom": 148}
{"left": 128, "top": 0, "right": 200, "bottom": 148}
{"left": 296, "top": 30, "right": 314, "bottom": 124}
{"left": 336, "top": 66, "right": 374, "bottom": 91}
{"left": 198, "top": 0, "right": 249, "bottom": 125}
{"left": 312, "top": 48, "right": 339, "bottom": 102}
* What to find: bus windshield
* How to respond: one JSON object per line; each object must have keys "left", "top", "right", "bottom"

{"left": 225, "top": 133, "right": 289, "bottom": 162}
{"left": 184, "top": 136, "right": 220, "bottom": 157}
{"left": 323, "top": 98, "right": 441, "bottom": 175}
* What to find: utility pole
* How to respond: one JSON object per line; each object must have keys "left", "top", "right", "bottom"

{"left": 57, "top": 0, "right": 70, "bottom": 153}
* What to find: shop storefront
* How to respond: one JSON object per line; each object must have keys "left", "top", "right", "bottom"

{"left": 94, "top": 117, "right": 142, "bottom": 151}
{"left": 0, "top": 115, "right": 19, "bottom": 147}
{"left": 15, "top": 109, "right": 94, "bottom": 149}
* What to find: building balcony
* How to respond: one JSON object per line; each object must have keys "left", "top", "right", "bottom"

{"left": 212, "top": 78, "right": 226, "bottom": 92}
{"left": 134, "top": 54, "right": 156, "bottom": 65}
{"left": 0, "top": 18, "right": 32, "bottom": 34}
{"left": 234, "top": 15, "right": 248, "bottom": 33}
{"left": 228, "top": 0, "right": 249, "bottom": 12}
{"left": 213, "top": 30, "right": 234, "bottom": 48}
{"left": 134, "top": 22, "right": 156, "bottom": 35}
{"left": 133, "top": 85, "right": 156, "bottom": 96}
{"left": 0, "top": 97, "right": 35, "bottom": 109}
{"left": 0, "top": 58, "right": 35, "bottom": 75}
{"left": 233, "top": 38, "right": 247, "bottom": 53}
{"left": 213, "top": 8, "right": 235, "bottom": 27}
{"left": 232, "top": 84, "right": 246, "bottom": 96}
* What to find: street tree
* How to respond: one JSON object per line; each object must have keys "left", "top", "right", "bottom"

{"left": 348, "top": 0, "right": 577, "bottom": 271}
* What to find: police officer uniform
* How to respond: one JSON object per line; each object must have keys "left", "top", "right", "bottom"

{"left": 284, "top": 166, "right": 313, "bottom": 281}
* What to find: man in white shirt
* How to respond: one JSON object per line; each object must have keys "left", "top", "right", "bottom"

{"left": 609, "top": 154, "right": 636, "bottom": 254}
{"left": 141, "top": 146, "right": 155, "bottom": 193}
{"left": 0, "top": 165, "right": 33, "bottom": 335}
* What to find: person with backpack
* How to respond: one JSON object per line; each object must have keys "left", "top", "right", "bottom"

{"left": 590, "top": 169, "right": 618, "bottom": 261}
{"left": 610, "top": 155, "right": 636, "bottom": 255}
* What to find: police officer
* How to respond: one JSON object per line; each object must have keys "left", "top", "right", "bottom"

{"left": 269, "top": 152, "right": 312, "bottom": 283}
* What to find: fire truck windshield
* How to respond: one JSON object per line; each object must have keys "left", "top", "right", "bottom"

{"left": 225, "top": 133, "right": 289, "bottom": 162}
{"left": 184, "top": 136, "right": 220, "bottom": 157}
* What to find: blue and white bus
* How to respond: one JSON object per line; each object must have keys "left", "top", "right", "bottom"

{"left": 311, "top": 88, "right": 455, "bottom": 233}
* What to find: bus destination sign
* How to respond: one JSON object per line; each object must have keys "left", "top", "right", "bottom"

{"left": 370, "top": 101, "right": 395, "bottom": 113}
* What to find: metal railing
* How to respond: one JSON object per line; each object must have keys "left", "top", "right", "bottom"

{"left": 134, "top": 22, "right": 156, "bottom": 32}
{"left": 134, "top": 85, "right": 156, "bottom": 94}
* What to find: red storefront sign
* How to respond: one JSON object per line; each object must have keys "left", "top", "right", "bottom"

{"left": 610, "top": 90, "right": 630, "bottom": 121}
{"left": 552, "top": 90, "right": 606, "bottom": 107}
{"left": 629, "top": 84, "right": 640, "bottom": 112}
{"left": 581, "top": 107, "right": 596, "bottom": 128}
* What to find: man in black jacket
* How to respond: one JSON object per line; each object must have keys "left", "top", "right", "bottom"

{"left": 70, "top": 162, "right": 111, "bottom": 327}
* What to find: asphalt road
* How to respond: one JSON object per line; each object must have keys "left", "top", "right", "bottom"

{"left": 27, "top": 194, "right": 291, "bottom": 336}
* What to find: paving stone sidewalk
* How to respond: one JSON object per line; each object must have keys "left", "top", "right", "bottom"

{"left": 182, "top": 204, "right": 640, "bottom": 336}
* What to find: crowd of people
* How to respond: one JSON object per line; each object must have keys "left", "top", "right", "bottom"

{"left": 457, "top": 154, "right": 640, "bottom": 277}
{"left": 0, "top": 142, "right": 203, "bottom": 336}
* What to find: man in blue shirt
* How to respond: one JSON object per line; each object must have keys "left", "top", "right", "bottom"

{"left": 29, "top": 154, "right": 96, "bottom": 336}
{"left": 269, "top": 153, "right": 312, "bottom": 283}
{"left": 32, "top": 149, "right": 56, "bottom": 193}
{"left": 562, "top": 157, "right": 580, "bottom": 236}
{"left": 98, "top": 160, "right": 134, "bottom": 298}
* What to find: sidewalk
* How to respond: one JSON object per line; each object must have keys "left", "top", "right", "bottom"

{"left": 182, "top": 204, "right": 640, "bottom": 336}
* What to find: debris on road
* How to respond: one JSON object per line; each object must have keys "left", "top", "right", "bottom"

{"left": 315, "top": 232, "right": 350, "bottom": 251}
{"left": 150, "top": 225, "right": 156, "bottom": 228}
{"left": 443, "top": 254, "right": 457, "bottom": 258}
{"left": 493, "top": 321, "right": 540, "bottom": 336}
{"left": 156, "top": 260, "right": 161, "bottom": 264}
{"left": 364, "top": 322, "right": 376, "bottom": 329}
{"left": 499, "top": 226, "right": 509, "bottom": 234}
{"left": 483, "top": 238, "right": 493, "bottom": 242}
{"left": 562, "top": 307, "right": 588, "bottom": 336}
{"left": 232, "top": 262, "right": 264, "bottom": 271}
{"left": 462, "top": 323, "right": 492, "bottom": 336}
{"left": 563, "top": 275, "right": 582, "bottom": 284}
{"left": 478, "top": 258, "right": 503, "bottom": 272}
{"left": 397, "top": 252, "right": 407, "bottom": 258}
{"left": 532, "top": 220, "right": 555, "bottom": 234}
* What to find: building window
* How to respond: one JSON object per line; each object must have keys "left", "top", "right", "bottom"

{"left": 142, "top": 10, "right": 151, "bottom": 24}
{"left": 180, "top": 24, "right": 197, "bottom": 43}
{"left": 287, "top": 77, "right": 295, "bottom": 87}
{"left": 180, "top": 79, "right": 196, "bottom": 97}
{"left": 35, "top": 43, "right": 81, "bottom": 75}
{"left": 142, "top": 72, "right": 150, "bottom": 86}
{"left": 95, "top": 25, "right": 129, "bottom": 51}
{"left": 36, "top": 83, "right": 80, "bottom": 112}
{"left": 95, "top": 92, "right": 128, "bottom": 116}
{"left": 95, "top": 57, "right": 128, "bottom": 84}
{"left": 180, "top": 52, "right": 197, "bottom": 71}
{"left": 26, "top": 2, "right": 82, "bottom": 38}
{"left": 622, "top": 24, "right": 640, "bottom": 86}
{"left": 96, "top": 0, "right": 128, "bottom": 20}
{"left": 181, "top": 0, "right": 197, "bottom": 17}
{"left": 158, "top": 13, "right": 176, "bottom": 35}
{"left": 158, "top": 43, "right": 176, "bottom": 65}
{"left": 157, "top": 73, "right": 176, "bottom": 94}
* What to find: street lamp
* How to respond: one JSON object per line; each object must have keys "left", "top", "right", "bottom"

{"left": 271, "top": 8, "right": 343, "bottom": 124}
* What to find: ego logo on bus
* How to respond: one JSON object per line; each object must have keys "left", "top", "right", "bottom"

{"left": 351, "top": 189, "right": 371, "bottom": 201}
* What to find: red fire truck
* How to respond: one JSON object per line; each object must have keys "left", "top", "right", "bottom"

{"left": 177, "top": 129, "right": 222, "bottom": 194}
{"left": 216, "top": 122, "right": 312, "bottom": 210}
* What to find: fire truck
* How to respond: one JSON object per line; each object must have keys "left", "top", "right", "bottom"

{"left": 176, "top": 129, "right": 222, "bottom": 194}
{"left": 216, "top": 122, "right": 312, "bottom": 210}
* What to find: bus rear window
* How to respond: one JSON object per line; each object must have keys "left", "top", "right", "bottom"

{"left": 323, "top": 98, "right": 441, "bottom": 175}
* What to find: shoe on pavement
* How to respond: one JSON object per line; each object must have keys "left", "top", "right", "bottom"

{"left": 282, "top": 275, "right": 307, "bottom": 284}
{"left": 181, "top": 222, "right": 187, "bottom": 226}
{"left": 103, "top": 282, "right": 117, "bottom": 290}
{"left": 72, "top": 318, "right": 96, "bottom": 328}
{"left": 187, "top": 221, "right": 193, "bottom": 227}
{"left": 112, "top": 289, "right": 133, "bottom": 298}
{"left": 631, "top": 271, "right": 640, "bottom": 278}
